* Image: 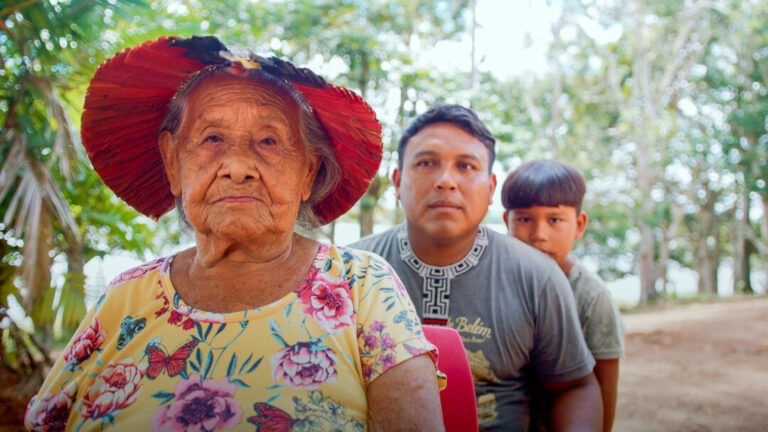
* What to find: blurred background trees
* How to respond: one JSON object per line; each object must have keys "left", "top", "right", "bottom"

{"left": 1, "top": 0, "right": 766, "bottom": 385}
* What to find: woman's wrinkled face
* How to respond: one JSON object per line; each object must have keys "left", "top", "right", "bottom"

{"left": 159, "top": 73, "right": 318, "bottom": 240}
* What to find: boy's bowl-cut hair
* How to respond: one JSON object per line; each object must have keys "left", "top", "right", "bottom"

{"left": 501, "top": 159, "right": 586, "bottom": 213}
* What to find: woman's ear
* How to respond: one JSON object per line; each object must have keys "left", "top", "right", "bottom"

{"left": 301, "top": 151, "right": 321, "bottom": 202}
{"left": 158, "top": 131, "right": 182, "bottom": 196}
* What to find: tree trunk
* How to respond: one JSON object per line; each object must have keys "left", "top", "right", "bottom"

{"left": 733, "top": 185, "right": 753, "bottom": 294}
{"left": 61, "top": 245, "right": 87, "bottom": 332}
{"left": 359, "top": 176, "right": 383, "bottom": 238}
{"left": 25, "top": 208, "right": 54, "bottom": 347}
{"left": 638, "top": 221, "right": 657, "bottom": 305}
{"left": 696, "top": 236, "right": 718, "bottom": 295}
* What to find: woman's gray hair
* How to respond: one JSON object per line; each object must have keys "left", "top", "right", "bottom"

{"left": 161, "top": 66, "right": 341, "bottom": 230}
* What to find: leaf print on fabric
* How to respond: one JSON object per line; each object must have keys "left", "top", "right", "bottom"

{"left": 358, "top": 321, "right": 399, "bottom": 382}
{"left": 25, "top": 382, "right": 77, "bottom": 432}
{"left": 63, "top": 317, "right": 106, "bottom": 365}
{"left": 296, "top": 267, "right": 354, "bottom": 334}
{"left": 270, "top": 341, "right": 337, "bottom": 390}
{"left": 150, "top": 375, "right": 242, "bottom": 432}
{"left": 249, "top": 391, "right": 364, "bottom": 432}
{"left": 79, "top": 358, "right": 146, "bottom": 421}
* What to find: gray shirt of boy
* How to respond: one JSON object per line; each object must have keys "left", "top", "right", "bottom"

{"left": 350, "top": 224, "right": 595, "bottom": 431}
{"left": 568, "top": 259, "right": 625, "bottom": 359}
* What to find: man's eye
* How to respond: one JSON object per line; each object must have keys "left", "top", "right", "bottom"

{"left": 458, "top": 162, "right": 473, "bottom": 170}
{"left": 260, "top": 137, "right": 277, "bottom": 146}
{"left": 204, "top": 135, "right": 222, "bottom": 143}
{"left": 416, "top": 160, "right": 434, "bottom": 167}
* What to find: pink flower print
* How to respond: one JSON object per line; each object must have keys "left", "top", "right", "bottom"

{"left": 25, "top": 382, "right": 76, "bottom": 431}
{"left": 109, "top": 258, "right": 166, "bottom": 287}
{"left": 297, "top": 274, "right": 354, "bottom": 334}
{"left": 363, "top": 334, "right": 378, "bottom": 351}
{"left": 380, "top": 335, "right": 395, "bottom": 350}
{"left": 79, "top": 358, "right": 146, "bottom": 420}
{"left": 63, "top": 317, "right": 106, "bottom": 364}
{"left": 270, "top": 342, "right": 337, "bottom": 390}
{"left": 150, "top": 375, "right": 242, "bottom": 432}
{"left": 358, "top": 322, "right": 400, "bottom": 383}
{"left": 380, "top": 353, "right": 397, "bottom": 370}
{"left": 370, "top": 321, "right": 384, "bottom": 332}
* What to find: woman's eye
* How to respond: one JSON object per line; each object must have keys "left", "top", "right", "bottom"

{"left": 260, "top": 137, "right": 277, "bottom": 146}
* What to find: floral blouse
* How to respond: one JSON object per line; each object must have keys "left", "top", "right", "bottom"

{"left": 25, "top": 244, "right": 440, "bottom": 431}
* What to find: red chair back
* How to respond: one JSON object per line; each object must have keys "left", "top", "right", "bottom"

{"left": 423, "top": 325, "right": 478, "bottom": 432}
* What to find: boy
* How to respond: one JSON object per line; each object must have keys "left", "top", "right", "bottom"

{"left": 501, "top": 159, "right": 624, "bottom": 432}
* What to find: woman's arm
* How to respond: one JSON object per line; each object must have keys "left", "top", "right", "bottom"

{"left": 367, "top": 354, "right": 445, "bottom": 432}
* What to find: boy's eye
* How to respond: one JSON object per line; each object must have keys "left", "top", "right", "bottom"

{"left": 516, "top": 217, "right": 531, "bottom": 223}
{"left": 549, "top": 218, "right": 561, "bottom": 224}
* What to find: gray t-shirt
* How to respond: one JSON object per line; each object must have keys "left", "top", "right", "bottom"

{"left": 568, "top": 259, "right": 625, "bottom": 359}
{"left": 350, "top": 224, "right": 595, "bottom": 431}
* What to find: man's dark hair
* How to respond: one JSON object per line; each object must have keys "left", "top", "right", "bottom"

{"left": 398, "top": 104, "right": 496, "bottom": 171}
{"left": 501, "top": 159, "right": 586, "bottom": 213}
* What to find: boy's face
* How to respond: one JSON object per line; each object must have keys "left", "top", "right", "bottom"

{"left": 393, "top": 122, "right": 496, "bottom": 244}
{"left": 503, "top": 205, "right": 588, "bottom": 271}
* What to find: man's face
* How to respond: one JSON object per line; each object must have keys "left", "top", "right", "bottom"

{"left": 503, "top": 205, "right": 587, "bottom": 270}
{"left": 393, "top": 122, "right": 496, "bottom": 243}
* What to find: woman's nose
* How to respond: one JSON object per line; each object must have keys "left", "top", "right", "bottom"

{"left": 217, "top": 145, "right": 258, "bottom": 183}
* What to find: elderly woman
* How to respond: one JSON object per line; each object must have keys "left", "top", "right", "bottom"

{"left": 25, "top": 36, "right": 444, "bottom": 431}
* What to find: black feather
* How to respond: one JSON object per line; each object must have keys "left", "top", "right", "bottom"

{"left": 170, "top": 36, "right": 229, "bottom": 66}
{"left": 251, "top": 54, "right": 329, "bottom": 89}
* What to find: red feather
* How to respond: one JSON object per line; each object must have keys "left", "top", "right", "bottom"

{"left": 81, "top": 36, "right": 383, "bottom": 223}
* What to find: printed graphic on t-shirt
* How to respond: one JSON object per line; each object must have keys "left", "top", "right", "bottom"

{"left": 447, "top": 315, "right": 492, "bottom": 344}
{"left": 477, "top": 392, "right": 500, "bottom": 427}
{"left": 465, "top": 349, "right": 500, "bottom": 384}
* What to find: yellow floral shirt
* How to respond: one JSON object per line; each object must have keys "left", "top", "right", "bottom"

{"left": 26, "top": 244, "right": 438, "bottom": 431}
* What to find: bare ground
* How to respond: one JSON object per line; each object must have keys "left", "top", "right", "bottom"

{"left": 615, "top": 296, "right": 768, "bottom": 432}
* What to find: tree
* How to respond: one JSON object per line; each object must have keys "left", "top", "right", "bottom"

{"left": 1, "top": 0, "right": 153, "bottom": 353}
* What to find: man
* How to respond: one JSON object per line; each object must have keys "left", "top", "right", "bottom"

{"left": 350, "top": 104, "right": 602, "bottom": 431}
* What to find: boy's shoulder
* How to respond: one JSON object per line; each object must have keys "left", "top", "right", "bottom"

{"left": 567, "top": 258, "right": 611, "bottom": 299}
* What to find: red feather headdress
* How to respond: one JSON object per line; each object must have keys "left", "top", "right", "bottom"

{"left": 81, "top": 36, "right": 383, "bottom": 224}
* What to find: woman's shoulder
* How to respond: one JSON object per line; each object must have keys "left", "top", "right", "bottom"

{"left": 107, "top": 256, "right": 173, "bottom": 289}
{"left": 323, "top": 244, "right": 393, "bottom": 273}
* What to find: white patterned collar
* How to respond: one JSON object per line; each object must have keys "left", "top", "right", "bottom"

{"left": 397, "top": 225, "right": 488, "bottom": 325}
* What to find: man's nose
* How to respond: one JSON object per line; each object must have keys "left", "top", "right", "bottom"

{"left": 435, "top": 167, "right": 457, "bottom": 191}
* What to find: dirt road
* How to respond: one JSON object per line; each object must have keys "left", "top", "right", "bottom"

{"left": 615, "top": 297, "right": 768, "bottom": 432}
